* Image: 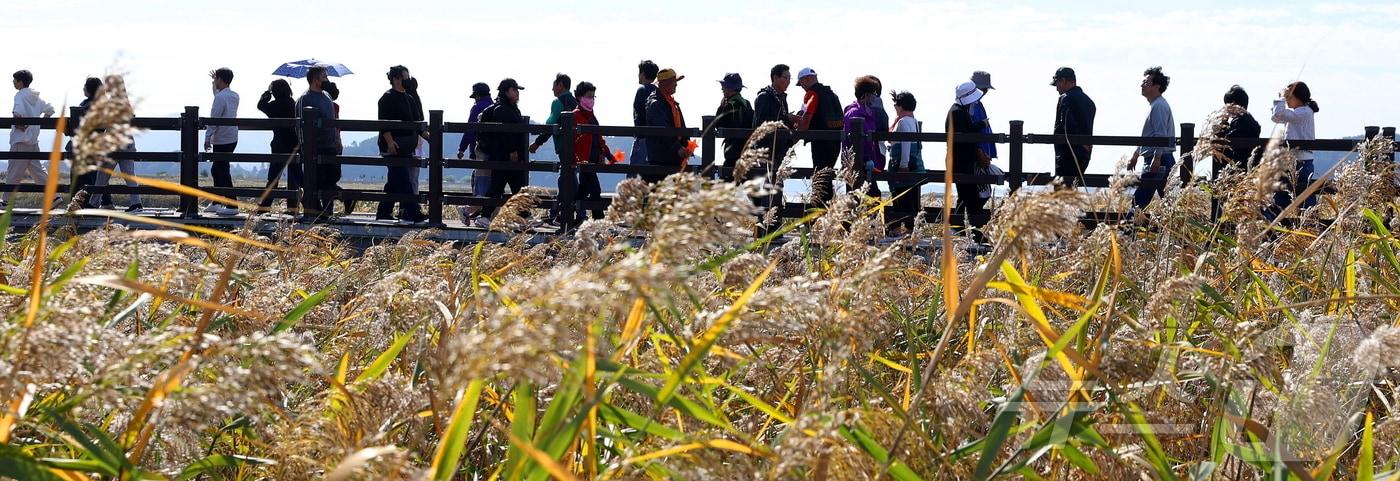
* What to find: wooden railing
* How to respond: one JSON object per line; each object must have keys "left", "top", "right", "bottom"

{"left": 0, "top": 107, "right": 1394, "bottom": 228}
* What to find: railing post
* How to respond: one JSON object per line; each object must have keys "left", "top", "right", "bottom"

{"left": 557, "top": 113, "right": 578, "bottom": 225}
{"left": 1384, "top": 127, "right": 1397, "bottom": 163}
{"left": 1008, "top": 120, "right": 1024, "bottom": 193}
{"left": 1179, "top": 122, "right": 1195, "bottom": 187}
{"left": 1365, "top": 126, "right": 1380, "bottom": 141}
{"left": 428, "top": 110, "right": 444, "bottom": 226}
{"left": 701, "top": 115, "right": 716, "bottom": 179}
{"left": 179, "top": 106, "right": 200, "bottom": 218}
{"left": 851, "top": 116, "right": 866, "bottom": 175}
{"left": 300, "top": 106, "right": 320, "bottom": 219}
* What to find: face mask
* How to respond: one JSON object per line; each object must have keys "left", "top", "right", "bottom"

{"left": 580, "top": 96, "right": 595, "bottom": 111}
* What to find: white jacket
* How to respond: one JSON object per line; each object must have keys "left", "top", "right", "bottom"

{"left": 10, "top": 87, "right": 55, "bottom": 146}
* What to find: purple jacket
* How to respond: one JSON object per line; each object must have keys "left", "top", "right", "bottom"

{"left": 842, "top": 101, "right": 884, "bottom": 170}
{"left": 457, "top": 97, "right": 493, "bottom": 156}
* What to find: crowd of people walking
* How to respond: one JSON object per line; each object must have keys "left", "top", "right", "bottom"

{"left": 6, "top": 63, "right": 1327, "bottom": 238}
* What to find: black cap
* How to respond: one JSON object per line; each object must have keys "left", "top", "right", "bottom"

{"left": 1050, "top": 67, "right": 1076, "bottom": 86}
{"left": 498, "top": 78, "right": 524, "bottom": 91}
{"left": 470, "top": 82, "right": 490, "bottom": 99}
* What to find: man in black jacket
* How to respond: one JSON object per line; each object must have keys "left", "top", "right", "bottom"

{"left": 376, "top": 65, "right": 426, "bottom": 223}
{"left": 644, "top": 68, "right": 689, "bottom": 183}
{"left": 1051, "top": 67, "right": 1096, "bottom": 189}
{"left": 753, "top": 64, "right": 794, "bottom": 164}
{"left": 474, "top": 78, "right": 530, "bottom": 227}
{"left": 630, "top": 61, "right": 659, "bottom": 170}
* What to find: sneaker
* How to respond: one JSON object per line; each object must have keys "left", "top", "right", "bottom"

{"left": 99, "top": 204, "right": 116, "bottom": 210}
{"left": 471, "top": 216, "right": 492, "bottom": 229}
{"left": 0, "top": 201, "right": 7, "bottom": 210}
{"left": 202, "top": 203, "right": 220, "bottom": 213}
{"left": 124, "top": 203, "right": 143, "bottom": 213}
{"left": 214, "top": 205, "right": 240, "bottom": 217}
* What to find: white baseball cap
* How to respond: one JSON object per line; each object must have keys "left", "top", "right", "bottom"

{"left": 955, "top": 81, "right": 984, "bottom": 106}
{"left": 798, "top": 67, "right": 818, "bottom": 79}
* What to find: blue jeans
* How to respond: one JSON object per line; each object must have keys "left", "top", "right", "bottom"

{"left": 1264, "top": 159, "right": 1315, "bottom": 221}
{"left": 1133, "top": 152, "right": 1175, "bottom": 209}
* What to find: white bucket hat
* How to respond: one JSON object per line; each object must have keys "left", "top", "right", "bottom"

{"left": 955, "top": 81, "right": 984, "bottom": 106}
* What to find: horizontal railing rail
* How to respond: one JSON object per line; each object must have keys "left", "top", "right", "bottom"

{"left": 0, "top": 105, "right": 1391, "bottom": 231}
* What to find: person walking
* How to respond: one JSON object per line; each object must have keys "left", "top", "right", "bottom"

{"left": 752, "top": 64, "right": 795, "bottom": 161}
{"left": 644, "top": 68, "right": 689, "bottom": 183}
{"left": 404, "top": 77, "right": 428, "bottom": 193}
{"left": 714, "top": 73, "right": 754, "bottom": 181}
{"left": 455, "top": 81, "right": 493, "bottom": 220}
{"left": 1050, "top": 67, "right": 1096, "bottom": 189}
{"left": 530, "top": 73, "right": 579, "bottom": 227}
{"left": 568, "top": 81, "right": 610, "bottom": 224}
{"left": 375, "top": 65, "right": 426, "bottom": 223}
{"left": 842, "top": 76, "right": 884, "bottom": 197}
{"left": 1127, "top": 66, "right": 1175, "bottom": 210}
{"left": 257, "top": 78, "right": 301, "bottom": 213}
{"left": 950, "top": 81, "right": 990, "bottom": 243}
{"left": 68, "top": 77, "right": 142, "bottom": 211}
{"left": 887, "top": 91, "right": 925, "bottom": 235}
{"left": 4, "top": 70, "right": 56, "bottom": 209}
{"left": 969, "top": 71, "right": 998, "bottom": 166}
{"left": 473, "top": 78, "right": 530, "bottom": 228}
{"left": 322, "top": 80, "right": 348, "bottom": 214}
{"left": 630, "top": 60, "right": 660, "bottom": 170}
{"left": 1268, "top": 80, "right": 1321, "bottom": 220}
{"left": 204, "top": 67, "right": 240, "bottom": 215}
{"left": 794, "top": 67, "right": 843, "bottom": 203}
{"left": 295, "top": 66, "right": 339, "bottom": 221}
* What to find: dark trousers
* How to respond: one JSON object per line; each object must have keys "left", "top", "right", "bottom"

{"left": 301, "top": 147, "right": 340, "bottom": 216}
{"left": 1133, "top": 153, "right": 1175, "bottom": 209}
{"left": 1263, "top": 159, "right": 1316, "bottom": 221}
{"left": 577, "top": 171, "right": 604, "bottom": 221}
{"left": 954, "top": 182, "right": 989, "bottom": 243}
{"left": 810, "top": 140, "right": 839, "bottom": 204}
{"left": 210, "top": 142, "right": 237, "bottom": 205}
{"left": 376, "top": 160, "right": 423, "bottom": 220}
{"left": 260, "top": 143, "right": 302, "bottom": 210}
{"left": 480, "top": 168, "right": 529, "bottom": 218}
{"left": 889, "top": 182, "right": 923, "bottom": 232}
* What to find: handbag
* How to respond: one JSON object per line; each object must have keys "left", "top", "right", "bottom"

{"left": 975, "top": 163, "right": 1004, "bottom": 199}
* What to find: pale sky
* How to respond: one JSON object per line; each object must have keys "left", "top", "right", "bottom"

{"left": 8, "top": 0, "right": 1400, "bottom": 173}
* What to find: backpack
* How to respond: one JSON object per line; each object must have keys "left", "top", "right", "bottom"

{"left": 477, "top": 102, "right": 500, "bottom": 159}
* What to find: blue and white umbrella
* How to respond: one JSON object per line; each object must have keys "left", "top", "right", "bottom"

{"left": 272, "top": 59, "right": 353, "bottom": 78}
